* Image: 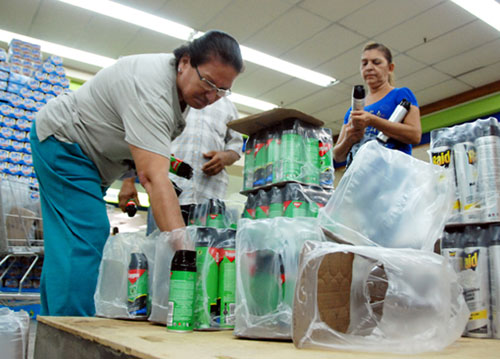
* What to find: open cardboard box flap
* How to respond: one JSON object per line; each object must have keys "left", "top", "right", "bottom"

{"left": 227, "top": 108, "right": 324, "bottom": 136}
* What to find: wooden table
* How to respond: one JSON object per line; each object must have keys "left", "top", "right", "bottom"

{"left": 34, "top": 316, "right": 500, "bottom": 359}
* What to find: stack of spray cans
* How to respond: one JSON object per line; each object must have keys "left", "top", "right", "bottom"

{"left": 187, "top": 198, "right": 239, "bottom": 229}
{"left": 430, "top": 117, "right": 500, "bottom": 224}
{"left": 242, "top": 183, "right": 332, "bottom": 220}
{"left": 440, "top": 224, "right": 500, "bottom": 338}
{"left": 243, "top": 119, "right": 334, "bottom": 191}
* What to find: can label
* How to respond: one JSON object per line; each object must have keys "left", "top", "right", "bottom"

{"left": 431, "top": 146, "right": 461, "bottom": 221}
{"left": 490, "top": 244, "right": 500, "bottom": 338}
{"left": 441, "top": 248, "right": 463, "bottom": 274}
{"left": 194, "top": 245, "right": 220, "bottom": 330}
{"left": 281, "top": 133, "right": 302, "bottom": 181}
{"left": 243, "top": 140, "right": 254, "bottom": 190}
{"left": 167, "top": 270, "right": 196, "bottom": 332}
{"left": 266, "top": 136, "right": 280, "bottom": 184}
{"left": 475, "top": 137, "right": 500, "bottom": 222}
{"left": 206, "top": 213, "right": 225, "bottom": 229}
{"left": 127, "top": 268, "right": 148, "bottom": 317}
{"left": 319, "top": 141, "right": 334, "bottom": 187}
{"left": 255, "top": 204, "right": 269, "bottom": 219}
{"left": 462, "top": 246, "right": 491, "bottom": 337}
{"left": 218, "top": 248, "right": 236, "bottom": 328}
{"left": 303, "top": 137, "right": 319, "bottom": 185}
{"left": 268, "top": 202, "right": 283, "bottom": 218}
{"left": 454, "top": 142, "right": 480, "bottom": 222}
{"left": 283, "top": 200, "right": 307, "bottom": 218}
{"left": 253, "top": 140, "right": 267, "bottom": 187}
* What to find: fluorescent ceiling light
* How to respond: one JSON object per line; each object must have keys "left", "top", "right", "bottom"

{"left": 0, "top": 29, "right": 275, "bottom": 110}
{"left": 0, "top": 29, "right": 115, "bottom": 68}
{"left": 450, "top": 0, "right": 500, "bottom": 32}
{"left": 57, "top": 0, "right": 337, "bottom": 87}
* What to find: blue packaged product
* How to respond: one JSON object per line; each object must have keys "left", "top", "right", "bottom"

{"left": 34, "top": 71, "right": 46, "bottom": 82}
{"left": 47, "top": 74, "right": 59, "bottom": 85}
{"left": 16, "top": 119, "right": 31, "bottom": 131}
{"left": 0, "top": 49, "right": 6, "bottom": 62}
{"left": 32, "top": 62, "right": 42, "bottom": 71}
{"left": 48, "top": 55, "right": 63, "bottom": 66}
{"left": 9, "top": 72, "right": 31, "bottom": 86}
{"left": 40, "top": 82, "right": 51, "bottom": 94}
{"left": 32, "top": 90, "right": 45, "bottom": 102}
{"left": 0, "top": 115, "right": 3, "bottom": 125}
{"left": 22, "top": 154, "right": 32, "bottom": 166}
{"left": 0, "top": 62, "right": 10, "bottom": 72}
{"left": 0, "top": 91, "right": 8, "bottom": 101}
{"left": 0, "top": 138, "right": 12, "bottom": 150}
{"left": 0, "top": 81, "right": 6, "bottom": 91}
{"left": 60, "top": 77, "right": 70, "bottom": 88}
{"left": 23, "top": 142, "right": 31, "bottom": 154}
{"left": 42, "top": 62, "right": 56, "bottom": 74}
{"left": 12, "top": 140, "right": 24, "bottom": 152}
{"left": 3, "top": 116, "right": 16, "bottom": 128}
{"left": 34, "top": 102, "right": 45, "bottom": 112}
{"left": 13, "top": 129, "right": 26, "bottom": 142}
{"left": 55, "top": 66, "right": 65, "bottom": 77}
{"left": 21, "top": 67, "right": 34, "bottom": 78}
{"left": 12, "top": 108, "right": 25, "bottom": 119}
{"left": 0, "top": 71, "right": 8, "bottom": 81}
{"left": 0, "top": 104, "right": 13, "bottom": 117}
{"left": 9, "top": 151, "right": 22, "bottom": 164}
{"left": 51, "top": 85, "right": 63, "bottom": 96}
{"left": 22, "top": 59, "right": 32, "bottom": 67}
{"left": 10, "top": 64, "right": 22, "bottom": 74}
{"left": 8, "top": 94, "right": 22, "bottom": 107}
{"left": 19, "top": 87, "right": 32, "bottom": 98}
{"left": 6, "top": 163, "right": 20, "bottom": 175}
{"left": 22, "top": 99, "right": 36, "bottom": 111}
{"left": 22, "top": 111, "right": 35, "bottom": 122}
{"left": 7, "top": 83, "right": 22, "bottom": 94}
{"left": 0, "top": 162, "right": 8, "bottom": 173}
{"left": 21, "top": 165, "right": 32, "bottom": 177}
{"left": 8, "top": 55, "right": 22, "bottom": 66}
{"left": 0, "top": 127, "right": 14, "bottom": 139}
{"left": 27, "top": 79, "right": 40, "bottom": 91}
{"left": 0, "top": 149, "right": 8, "bottom": 161}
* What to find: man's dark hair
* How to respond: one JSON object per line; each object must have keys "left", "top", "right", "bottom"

{"left": 174, "top": 30, "right": 243, "bottom": 73}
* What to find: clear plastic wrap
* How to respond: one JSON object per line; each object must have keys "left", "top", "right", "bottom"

{"left": 430, "top": 117, "right": 500, "bottom": 224}
{"left": 186, "top": 198, "right": 242, "bottom": 229}
{"left": 234, "top": 217, "right": 325, "bottom": 339}
{"left": 293, "top": 240, "right": 470, "bottom": 354}
{"left": 243, "top": 119, "right": 334, "bottom": 192}
{"left": 0, "top": 307, "right": 30, "bottom": 359}
{"left": 319, "top": 140, "right": 453, "bottom": 250}
{"left": 94, "top": 231, "right": 157, "bottom": 320}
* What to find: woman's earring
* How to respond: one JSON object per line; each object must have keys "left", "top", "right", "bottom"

{"left": 178, "top": 67, "right": 181, "bottom": 73}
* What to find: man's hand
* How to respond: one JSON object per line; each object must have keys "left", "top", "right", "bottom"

{"left": 202, "top": 150, "right": 239, "bottom": 176}
{"left": 118, "top": 177, "right": 140, "bottom": 212}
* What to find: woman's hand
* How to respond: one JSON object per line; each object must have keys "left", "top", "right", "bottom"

{"left": 345, "top": 120, "right": 365, "bottom": 143}
{"left": 350, "top": 110, "right": 372, "bottom": 130}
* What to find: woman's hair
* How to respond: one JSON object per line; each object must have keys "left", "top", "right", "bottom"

{"left": 363, "top": 42, "right": 394, "bottom": 86}
{"left": 174, "top": 30, "right": 244, "bottom": 73}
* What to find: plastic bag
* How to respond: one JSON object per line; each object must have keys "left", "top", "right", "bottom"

{"left": 234, "top": 217, "right": 325, "bottom": 339}
{"left": 148, "top": 227, "right": 195, "bottom": 324}
{"left": 319, "top": 141, "right": 453, "bottom": 250}
{"left": 94, "top": 231, "right": 156, "bottom": 319}
{"left": 0, "top": 308, "right": 30, "bottom": 359}
{"left": 293, "top": 240, "right": 470, "bottom": 354}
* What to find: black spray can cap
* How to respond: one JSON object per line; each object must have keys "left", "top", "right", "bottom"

{"left": 171, "top": 250, "right": 196, "bottom": 272}
{"left": 352, "top": 85, "right": 365, "bottom": 99}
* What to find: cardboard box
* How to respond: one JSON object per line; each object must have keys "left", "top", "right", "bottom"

{"left": 227, "top": 108, "right": 324, "bottom": 136}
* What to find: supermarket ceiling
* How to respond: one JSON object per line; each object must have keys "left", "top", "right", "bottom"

{"left": 1, "top": 0, "right": 500, "bottom": 135}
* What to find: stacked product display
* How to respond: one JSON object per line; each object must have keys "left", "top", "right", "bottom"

{"left": 430, "top": 117, "right": 500, "bottom": 224}
{"left": 441, "top": 224, "right": 500, "bottom": 339}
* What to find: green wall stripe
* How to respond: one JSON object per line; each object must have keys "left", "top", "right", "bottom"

{"left": 421, "top": 92, "right": 500, "bottom": 133}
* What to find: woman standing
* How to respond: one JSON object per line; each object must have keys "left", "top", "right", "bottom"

{"left": 30, "top": 30, "right": 243, "bottom": 316}
{"left": 333, "top": 43, "right": 421, "bottom": 167}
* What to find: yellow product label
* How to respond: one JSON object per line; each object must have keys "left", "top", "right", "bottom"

{"left": 464, "top": 250, "right": 479, "bottom": 270}
{"left": 469, "top": 309, "right": 488, "bottom": 320}
{"left": 432, "top": 149, "right": 451, "bottom": 167}
{"left": 453, "top": 200, "right": 460, "bottom": 210}
{"left": 464, "top": 202, "right": 480, "bottom": 211}
{"left": 467, "top": 149, "right": 477, "bottom": 165}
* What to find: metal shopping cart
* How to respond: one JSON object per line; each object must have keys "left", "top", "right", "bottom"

{"left": 0, "top": 178, "right": 43, "bottom": 306}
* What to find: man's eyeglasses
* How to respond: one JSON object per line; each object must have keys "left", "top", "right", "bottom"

{"left": 195, "top": 66, "right": 231, "bottom": 97}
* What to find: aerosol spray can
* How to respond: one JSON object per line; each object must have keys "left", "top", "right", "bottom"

{"left": 463, "top": 226, "right": 491, "bottom": 338}
{"left": 489, "top": 224, "right": 500, "bottom": 338}
{"left": 302, "top": 126, "right": 320, "bottom": 185}
{"left": 242, "top": 193, "right": 256, "bottom": 220}
{"left": 206, "top": 199, "right": 226, "bottom": 229}
{"left": 170, "top": 155, "right": 193, "bottom": 179}
{"left": 167, "top": 250, "right": 197, "bottom": 332}
{"left": 283, "top": 183, "right": 308, "bottom": 218}
{"left": 281, "top": 120, "right": 303, "bottom": 182}
{"left": 376, "top": 99, "right": 411, "bottom": 143}
{"left": 440, "top": 227, "right": 464, "bottom": 274}
{"left": 253, "top": 131, "right": 267, "bottom": 187}
{"left": 351, "top": 85, "right": 365, "bottom": 113}
{"left": 193, "top": 228, "right": 220, "bottom": 330}
{"left": 453, "top": 128, "right": 480, "bottom": 223}
{"left": 217, "top": 229, "right": 236, "bottom": 329}
{"left": 127, "top": 250, "right": 149, "bottom": 318}
{"left": 474, "top": 117, "right": 500, "bottom": 222}
{"left": 269, "top": 186, "right": 284, "bottom": 218}
{"left": 319, "top": 128, "right": 334, "bottom": 188}
{"left": 125, "top": 199, "right": 137, "bottom": 217}
{"left": 255, "top": 189, "right": 269, "bottom": 220}
{"left": 243, "top": 136, "right": 255, "bottom": 191}
{"left": 266, "top": 127, "right": 281, "bottom": 184}
{"left": 430, "top": 128, "right": 461, "bottom": 222}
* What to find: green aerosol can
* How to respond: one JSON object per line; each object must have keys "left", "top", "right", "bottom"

{"left": 283, "top": 183, "right": 308, "bottom": 218}
{"left": 302, "top": 126, "right": 320, "bottom": 185}
{"left": 280, "top": 120, "right": 303, "bottom": 182}
{"left": 167, "top": 250, "right": 197, "bottom": 332}
{"left": 217, "top": 229, "right": 237, "bottom": 329}
{"left": 127, "top": 250, "right": 149, "bottom": 318}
